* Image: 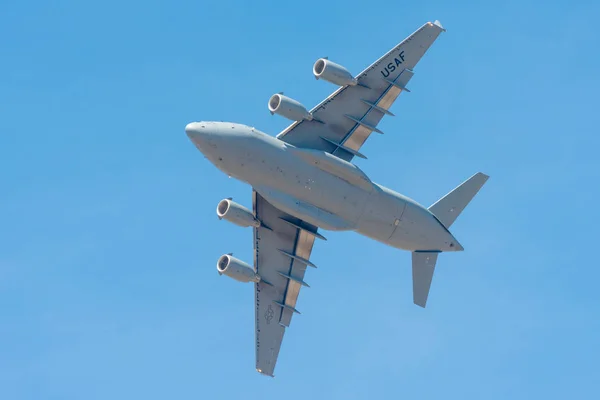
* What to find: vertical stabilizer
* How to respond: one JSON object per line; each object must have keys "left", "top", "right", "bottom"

{"left": 412, "top": 251, "right": 439, "bottom": 308}
{"left": 428, "top": 172, "right": 489, "bottom": 229}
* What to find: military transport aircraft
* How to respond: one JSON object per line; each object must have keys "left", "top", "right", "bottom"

{"left": 185, "top": 20, "right": 488, "bottom": 377}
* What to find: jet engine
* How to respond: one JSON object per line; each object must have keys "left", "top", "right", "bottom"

{"left": 268, "top": 93, "right": 313, "bottom": 122}
{"left": 217, "top": 254, "right": 261, "bottom": 283}
{"left": 216, "top": 198, "right": 260, "bottom": 228}
{"left": 313, "top": 58, "right": 357, "bottom": 86}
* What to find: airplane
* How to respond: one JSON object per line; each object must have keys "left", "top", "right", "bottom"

{"left": 185, "top": 20, "right": 488, "bottom": 377}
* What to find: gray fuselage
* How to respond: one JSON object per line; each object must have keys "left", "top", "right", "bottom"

{"left": 186, "top": 121, "right": 460, "bottom": 252}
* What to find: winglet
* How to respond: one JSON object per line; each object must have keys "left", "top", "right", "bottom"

{"left": 256, "top": 368, "right": 275, "bottom": 378}
{"left": 433, "top": 20, "right": 446, "bottom": 32}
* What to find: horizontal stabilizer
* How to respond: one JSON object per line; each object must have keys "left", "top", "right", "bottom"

{"left": 428, "top": 172, "right": 489, "bottom": 229}
{"left": 412, "top": 251, "right": 439, "bottom": 308}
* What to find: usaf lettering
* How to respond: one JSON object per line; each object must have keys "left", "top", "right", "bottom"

{"left": 380, "top": 50, "right": 405, "bottom": 78}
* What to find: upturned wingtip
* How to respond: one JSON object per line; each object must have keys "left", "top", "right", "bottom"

{"left": 433, "top": 20, "right": 446, "bottom": 32}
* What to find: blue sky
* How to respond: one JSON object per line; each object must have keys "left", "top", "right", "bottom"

{"left": 1, "top": 0, "right": 599, "bottom": 398}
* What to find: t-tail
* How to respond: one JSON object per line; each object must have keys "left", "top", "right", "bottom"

{"left": 412, "top": 172, "right": 489, "bottom": 307}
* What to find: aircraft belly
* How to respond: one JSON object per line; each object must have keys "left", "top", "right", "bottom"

{"left": 389, "top": 202, "right": 450, "bottom": 251}
{"left": 254, "top": 185, "right": 354, "bottom": 231}
{"left": 247, "top": 143, "right": 370, "bottom": 230}
{"left": 355, "top": 185, "right": 406, "bottom": 242}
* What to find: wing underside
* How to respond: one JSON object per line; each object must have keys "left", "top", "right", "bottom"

{"left": 253, "top": 190, "right": 321, "bottom": 377}
{"left": 277, "top": 21, "right": 445, "bottom": 161}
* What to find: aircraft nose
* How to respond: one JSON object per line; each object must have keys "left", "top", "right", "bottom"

{"left": 185, "top": 122, "right": 200, "bottom": 138}
{"left": 185, "top": 121, "right": 220, "bottom": 156}
{"left": 185, "top": 121, "right": 210, "bottom": 144}
{"left": 185, "top": 122, "right": 207, "bottom": 151}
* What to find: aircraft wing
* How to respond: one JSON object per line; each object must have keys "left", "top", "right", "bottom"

{"left": 252, "top": 190, "right": 323, "bottom": 377}
{"left": 277, "top": 20, "right": 445, "bottom": 161}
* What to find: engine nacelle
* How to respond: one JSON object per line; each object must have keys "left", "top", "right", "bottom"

{"left": 216, "top": 198, "right": 260, "bottom": 228}
{"left": 268, "top": 93, "right": 313, "bottom": 122}
{"left": 313, "top": 58, "right": 357, "bottom": 87}
{"left": 217, "top": 254, "right": 261, "bottom": 283}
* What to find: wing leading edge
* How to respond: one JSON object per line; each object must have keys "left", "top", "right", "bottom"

{"left": 252, "top": 190, "right": 322, "bottom": 377}
{"left": 277, "top": 20, "right": 445, "bottom": 161}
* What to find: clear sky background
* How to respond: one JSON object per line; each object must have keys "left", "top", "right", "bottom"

{"left": 2, "top": 0, "right": 599, "bottom": 399}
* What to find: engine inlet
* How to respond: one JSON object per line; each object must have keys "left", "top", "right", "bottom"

{"left": 217, "top": 254, "right": 230, "bottom": 273}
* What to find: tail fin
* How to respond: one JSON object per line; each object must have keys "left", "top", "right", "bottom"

{"left": 413, "top": 173, "right": 488, "bottom": 307}
{"left": 412, "top": 251, "right": 439, "bottom": 307}
{"left": 428, "top": 172, "right": 489, "bottom": 229}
